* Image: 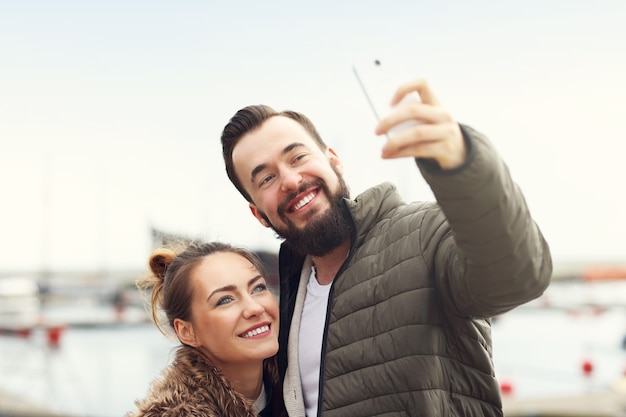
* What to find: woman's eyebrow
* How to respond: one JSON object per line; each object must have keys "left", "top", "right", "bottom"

{"left": 207, "top": 274, "right": 263, "bottom": 301}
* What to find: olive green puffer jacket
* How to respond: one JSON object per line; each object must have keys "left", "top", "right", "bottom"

{"left": 277, "top": 125, "right": 552, "bottom": 417}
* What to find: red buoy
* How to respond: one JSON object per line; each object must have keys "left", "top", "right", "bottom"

{"left": 46, "top": 326, "right": 65, "bottom": 348}
{"left": 500, "top": 380, "right": 514, "bottom": 395}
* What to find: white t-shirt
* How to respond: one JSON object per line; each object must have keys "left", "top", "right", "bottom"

{"left": 298, "top": 265, "right": 332, "bottom": 417}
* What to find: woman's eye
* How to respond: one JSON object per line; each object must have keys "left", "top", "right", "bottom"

{"left": 216, "top": 295, "right": 234, "bottom": 306}
{"left": 252, "top": 283, "right": 267, "bottom": 294}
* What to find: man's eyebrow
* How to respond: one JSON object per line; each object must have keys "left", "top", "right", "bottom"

{"left": 207, "top": 275, "right": 264, "bottom": 301}
{"left": 250, "top": 142, "right": 306, "bottom": 184}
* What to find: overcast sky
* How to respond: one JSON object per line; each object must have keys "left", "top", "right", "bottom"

{"left": 1, "top": 1, "right": 625, "bottom": 273}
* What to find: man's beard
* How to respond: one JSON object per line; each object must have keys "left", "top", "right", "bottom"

{"left": 260, "top": 173, "right": 352, "bottom": 257}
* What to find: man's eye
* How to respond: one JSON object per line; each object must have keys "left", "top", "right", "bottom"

{"left": 259, "top": 174, "right": 274, "bottom": 187}
{"left": 293, "top": 153, "right": 307, "bottom": 163}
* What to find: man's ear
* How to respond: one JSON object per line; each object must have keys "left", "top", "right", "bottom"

{"left": 327, "top": 147, "right": 344, "bottom": 175}
{"left": 174, "top": 318, "right": 197, "bottom": 347}
{"left": 249, "top": 204, "right": 270, "bottom": 228}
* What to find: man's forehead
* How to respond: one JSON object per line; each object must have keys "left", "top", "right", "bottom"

{"left": 236, "top": 117, "right": 316, "bottom": 154}
{"left": 256, "top": 115, "right": 310, "bottom": 138}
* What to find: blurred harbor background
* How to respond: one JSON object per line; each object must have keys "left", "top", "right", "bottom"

{"left": 1, "top": 262, "right": 625, "bottom": 417}
{"left": 2, "top": 1, "right": 626, "bottom": 416}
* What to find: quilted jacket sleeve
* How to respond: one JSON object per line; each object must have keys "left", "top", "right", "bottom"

{"left": 417, "top": 124, "right": 552, "bottom": 318}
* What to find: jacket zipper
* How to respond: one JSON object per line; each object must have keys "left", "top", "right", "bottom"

{"left": 315, "top": 232, "right": 355, "bottom": 417}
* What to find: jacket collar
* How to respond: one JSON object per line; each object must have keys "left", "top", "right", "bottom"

{"left": 344, "top": 182, "right": 404, "bottom": 248}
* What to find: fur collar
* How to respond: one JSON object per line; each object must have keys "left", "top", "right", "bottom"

{"left": 126, "top": 345, "right": 260, "bottom": 417}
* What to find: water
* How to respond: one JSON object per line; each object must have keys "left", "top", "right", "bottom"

{"left": 492, "top": 306, "right": 625, "bottom": 398}
{"left": 1, "top": 281, "right": 625, "bottom": 417}
{"left": 0, "top": 324, "right": 178, "bottom": 417}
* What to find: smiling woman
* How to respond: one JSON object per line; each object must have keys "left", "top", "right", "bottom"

{"left": 125, "top": 240, "right": 286, "bottom": 417}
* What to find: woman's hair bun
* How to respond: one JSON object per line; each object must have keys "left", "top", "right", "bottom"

{"left": 149, "top": 251, "right": 175, "bottom": 280}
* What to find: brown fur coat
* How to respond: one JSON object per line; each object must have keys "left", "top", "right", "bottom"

{"left": 126, "top": 345, "right": 282, "bottom": 417}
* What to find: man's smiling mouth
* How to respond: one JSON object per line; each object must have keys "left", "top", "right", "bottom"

{"left": 290, "top": 191, "right": 316, "bottom": 212}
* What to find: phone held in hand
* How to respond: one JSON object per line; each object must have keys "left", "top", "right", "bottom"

{"left": 352, "top": 58, "right": 421, "bottom": 137}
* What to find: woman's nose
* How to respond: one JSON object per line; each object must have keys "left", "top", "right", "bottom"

{"left": 243, "top": 297, "right": 265, "bottom": 318}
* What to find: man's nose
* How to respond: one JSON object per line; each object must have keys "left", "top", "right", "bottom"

{"left": 279, "top": 168, "right": 302, "bottom": 192}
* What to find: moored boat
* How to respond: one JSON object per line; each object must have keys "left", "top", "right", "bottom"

{"left": 0, "top": 277, "right": 41, "bottom": 332}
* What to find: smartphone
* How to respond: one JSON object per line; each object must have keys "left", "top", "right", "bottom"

{"left": 352, "top": 58, "right": 421, "bottom": 137}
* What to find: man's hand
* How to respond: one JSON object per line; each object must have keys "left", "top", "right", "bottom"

{"left": 374, "top": 78, "right": 466, "bottom": 170}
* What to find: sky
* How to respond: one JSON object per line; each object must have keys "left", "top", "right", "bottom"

{"left": 1, "top": 1, "right": 625, "bottom": 273}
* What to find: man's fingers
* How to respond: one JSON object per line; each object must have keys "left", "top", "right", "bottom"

{"left": 392, "top": 78, "right": 440, "bottom": 106}
{"left": 381, "top": 139, "right": 458, "bottom": 165}
{"left": 375, "top": 101, "right": 451, "bottom": 136}
{"left": 381, "top": 123, "right": 466, "bottom": 169}
{"left": 376, "top": 77, "right": 467, "bottom": 168}
{"left": 381, "top": 123, "right": 444, "bottom": 155}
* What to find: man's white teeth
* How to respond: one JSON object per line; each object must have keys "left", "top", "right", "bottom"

{"left": 293, "top": 192, "right": 315, "bottom": 211}
{"left": 242, "top": 325, "right": 269, "bottom": 338}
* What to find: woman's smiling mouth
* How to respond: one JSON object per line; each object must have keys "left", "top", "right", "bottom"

{"left": 240, "top": 324, "right": 271, "bottom": 338}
